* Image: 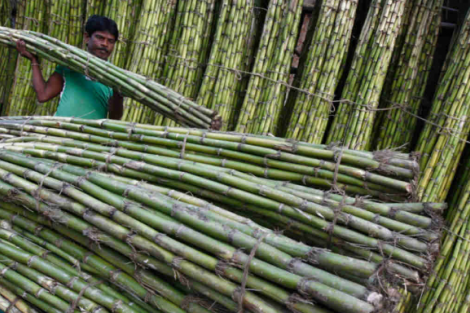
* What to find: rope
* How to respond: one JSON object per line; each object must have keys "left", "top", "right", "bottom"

{"left": 236, "top": 232, "right": 268, "bottom": 313}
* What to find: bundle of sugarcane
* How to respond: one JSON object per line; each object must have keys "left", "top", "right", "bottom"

{"left": 326, "top": 0, "right": 407, "bottom": 150}
{"left": 234, "top": 0, "right": 302, "bottom": 135}
{"left": 122, "top": 0, "right": 178, "bottom": 124}
{"left": 284, "top": 0, "right": 358, "bottom": 143}
{"left": 103, "top": 0, "right": 141, "bottom": 69}
{"left": 158, "top": 0, "right": 217, "bottom": 127}
{"left": 0, "top": 116, "right": 421, "bottom": 199}
{"left": 373, "top": 0, "right": 443, "bottom": 150}
{"left": 196, "top": 0, "right": 255, "bottom": 131}
{"left": 408, "top": 154, "right": 470, "bottom": 313}
{"left": 0, "top": 219, "right": 213, "bottom": 313}
{"left": 0, "top": 117, "right": 447, "bottom": 285}
{"left": 0, "top": 140, "right": 443, "bottom": 313}
{"left": 0, "top": 28, "right": 222, "bottom": 129}
{"left": 414, "top": 8, "right": 470, "bottom": 203}
{"left": 2, "top": 0, "right": 47, "bottom": 118}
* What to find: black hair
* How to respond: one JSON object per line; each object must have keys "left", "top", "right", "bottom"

{"left": 85, "top": 15, "right": 119, "bottom": 40}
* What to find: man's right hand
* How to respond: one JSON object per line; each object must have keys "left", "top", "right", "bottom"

{"left": 16, "top": 40, "right": 35, "bottom": 61}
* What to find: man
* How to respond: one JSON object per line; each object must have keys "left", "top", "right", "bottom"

{"left": 16, "top": 15, "right": 123, "bottom": 119}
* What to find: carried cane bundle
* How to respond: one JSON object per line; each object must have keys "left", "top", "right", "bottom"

{"left": 0, "top": 27, "right": 222, "bottom": 129}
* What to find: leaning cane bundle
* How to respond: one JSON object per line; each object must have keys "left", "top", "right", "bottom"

{"left": 103, "top": 0, "right": 141, "bottom": 69}
{"left": 158, "top": 0, "right": 217, "bottom": 127}
{"left": 0, "top": 1, "right": 15, "bottom": 114}
{"left": 196, "top": 0, "right": 255, "bottom": 131}
{"left": 373, "top": 0, "right": 443, "bottom": 150}
{"left": 0, "top": 27, "right": 222, "bottom": 129}
{"left": 285, "top": 0, "right": 359, "bottom": 143}
{"left": 122, "top": 0, "right": 178, "bottom": 124}
{"left": 414, "top": 7, "right": 470, "bottom": 203}
{"left": 235, "top": 0, "right": 303, "bottom": 135}
{"left": 326, "top": 0, "right": 407, "bottom": 150}
{"left": 410, "top": 153, "right": 470, "bottom": 313}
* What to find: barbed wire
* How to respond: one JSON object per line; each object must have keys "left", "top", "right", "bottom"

{"left": 154, "top": 52, "right": 470, "bottom": 147}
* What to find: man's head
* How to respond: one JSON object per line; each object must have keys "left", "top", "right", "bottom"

{"left": 84, "top": 15, "right": 119, "bottom": 60}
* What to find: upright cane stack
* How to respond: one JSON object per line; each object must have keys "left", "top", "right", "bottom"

{"left": 196, "top": 0, "right": 255, "bottom": 131}
{"left": 285, "top": 0, "right": 359, "bottom": 143}
{"left": 374, "top": 0, "right": 443, "bottom": 151}
{"left": 235, "top": 0, "right": 303, "bottom": 135}
{"left": 326, "top": 0, "right": 407, "bottom": 150}
{"left": 122, "top": 0, "right": 178, "bottom": 124}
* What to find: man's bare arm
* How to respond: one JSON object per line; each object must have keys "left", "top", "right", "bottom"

{"left": 16, "top": 40, "right": 64, "bottom": 103}
{"left": 108, "top": 90, "right": 123, "bottom": 120}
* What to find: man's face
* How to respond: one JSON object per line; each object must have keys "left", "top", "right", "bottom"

{"left": 85, "top": 30, "right": 116, "bottom": 60}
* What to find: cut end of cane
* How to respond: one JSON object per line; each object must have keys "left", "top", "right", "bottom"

{"left": 210, "top": 116, "right": 223, "bottom": 131}
{"left": 367, "top": 292, "right": 383, "bottom": 307}
{"left": 0, "top": 220, "right": 12, "bottom": 230}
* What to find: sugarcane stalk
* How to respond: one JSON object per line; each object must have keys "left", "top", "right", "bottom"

{"left": 0, "top": 278, "right": 63, "bottom": 313}
{"left": 0, "top": 263, "right": 83, "bottom": 313}
{"left": 0, "top": 282, "right": 45, "bottom": 313}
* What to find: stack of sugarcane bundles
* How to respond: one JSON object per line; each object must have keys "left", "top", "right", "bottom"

{"left": 284, "top": 0, "right": 358, "bottom": 143}
{"left": 414, "top": 8, "right": 470, "bottom": 203}
{"left": 158, "top": 0, "right": 217, "bottom": 127}
{"left": 0, "top": 118, "right": 446, "bottom": 283}
{"left": 122, "top": 0, "right": 178, "bottom": 124}
{"left": 326, "top": 0, "right": 407, "bottom": 150}
{"left": 373, "top": 0, "right": 443, "bottom": 150}
{"left": 235, "top": 0, "right": 302, "bottom": 135}
{"left": 196, "top": 0, "right": 255, "bottom": 131}
{"left": 0, "top": 120, "right": 446, "bottom": 312}
{"left": 0, "top": 28, "right": 222, "bottom": 129}
{"left": 68, "top": 0, "right": 87, "bottom": 48}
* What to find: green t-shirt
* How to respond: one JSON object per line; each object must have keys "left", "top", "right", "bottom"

{"left": 54, "top": 65, "right": 113, "bottom": 119}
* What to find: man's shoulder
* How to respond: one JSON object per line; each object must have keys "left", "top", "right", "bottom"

{"left": 54, "top": 65, "right": 69, "bottom": 76}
